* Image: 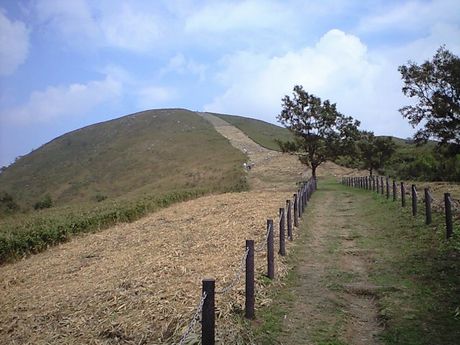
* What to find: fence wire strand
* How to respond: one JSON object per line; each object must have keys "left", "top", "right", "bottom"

{"left": 255, "top": 224, "right": 272, "bottom": 252}
{"left": 178, "top": 291, "right": 207, "bottom": 345}
{"left": 215, "top": 247, "right": 250, "bottom": 294}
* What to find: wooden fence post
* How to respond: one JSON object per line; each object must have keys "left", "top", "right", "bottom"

{"left": 424, "top": 188, "right": 432, "bottom": 225}
{"left": 401, "top": 182, "right": 406, "bottom": 207}
{"left": 301, "top": 185, "right": 306, "bottom": 214}
{"left": 245, "top": 240, "right": 255, "bottom": 319}
{"left": 267, "top": 219, "right": 274, "bottom": 279}
{"left": 376, "top": 176, "right": 380, "bottom": 193}
{"left": 412, "top": 184, "right": 417, "bottom": 216}
{"left": 298, "top": 189, "right": 302, "bottom": 217}
{"left": 287, "top": 200, "right": 293, "bottom": 240}
{"left": 386, "top": 177, "right": 390, "bottom": 199}
{"left": 392, "top": 180, "right": 397, "bottom": 201}
{"left": 293, "top": 194, "right": 298, "bottom": 227}
{"left": 202, "top": 278, "right": 215, "bottom": 345}
{"left": 380, "top": 176, "right": 384, "bottom": 195}
{"left": 445, "top": 193, "right": 453, "bottom": 239}
{"left": 279, "top": 208, "right": 286, "bottom": 256}
{"left": 372, "top": 176, "right": 375, "bottom": 191}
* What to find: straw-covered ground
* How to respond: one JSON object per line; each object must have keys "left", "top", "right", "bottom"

{"left": 3, "top": 115, "right": 357, "bottom": 344}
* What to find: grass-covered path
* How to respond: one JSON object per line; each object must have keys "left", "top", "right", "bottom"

{"left": 255, "top": 179, "right": 460, "bottom": 345}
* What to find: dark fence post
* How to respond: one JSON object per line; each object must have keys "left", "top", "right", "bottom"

{"left": 301, "top": 185, "right": 306, "bottom": 214}
{"left": 267, "top": 219, "right": 274, "bottom": 279}
{"left": 287, "top": 200, "right": 293, "bottom": 240}
{"left": 392, "top": 180, "right": 397, "bottom": 201}
{"left": 401, "top": 182, "right": 406, "bottom": 207}
{"left": 372, "top": 176, "right": 375, "bottom": 191}
{"left": 293, "top": 194, "right": 298, "bottom": 227}
{"left": 386, "top": 177, "right": 390, "bottom": 199}
{"left": 376, "top": 176, "right": 380, "bottom": 193}
{"left": 298, "top": 189, "right": 302, "bottom": 217}
{"left": 445, "top": 193, "right": 453, "bottom": 239}
{"left": 245, "top": 240, "right": 255, "bottom": 319}
{"left": 279, "top": 208, "right": 286, "bottom": 256}
{"left": 412, "top": 184, "right": 417, "bottom": 216}
{"left": 424, "top": 188, "right": 432, "bottom": 225}
{"left": 202, "top": 278, "right": 215, "bottom": 345}
{"left": 380, "top": 176, "right": 384, "bottom": 195}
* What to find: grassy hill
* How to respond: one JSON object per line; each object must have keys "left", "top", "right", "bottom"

{"left": 0, "top": 108, "right": 248, "bottom": 262}
{"left": 210, "top": 113, "right": 293, "bottom": 151}
{"left": 1, "top": 109, "right": 246, "bottom": 209}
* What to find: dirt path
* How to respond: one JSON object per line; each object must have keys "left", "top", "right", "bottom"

{"left": 276, "top": 184, "right": 383, "bottom": 345}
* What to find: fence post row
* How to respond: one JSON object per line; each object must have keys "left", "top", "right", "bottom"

{"left": 245, "top": 240, "right": 255, "bottom": 320}
{"left": 202, "top": 279, "right": 215, "bottom": 345}
{"left": 279, "top": 208, "right": 286, "bottom": 256}
{"left": 343, "top": 175, "right": 456, "bottom": 241}
{"left": 267, "top": 219, "right": 274, "bottom": 279}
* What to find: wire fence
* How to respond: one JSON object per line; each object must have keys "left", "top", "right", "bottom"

{"left": 342, "top": 175, "right": 458, "bottom": 239}
{"left": 176, "top": 177, "right": 317, "bottom": 345}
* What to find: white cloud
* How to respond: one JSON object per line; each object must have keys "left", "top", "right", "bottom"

{"left": 33, "top": 0, "right": 162, "bottom": 52}
{"left": 204, "top": 29, "right": 414, "bottom": 137}
{"left": 185, "top": 0, "right": 293, "bottom": 33}
{"left": 0, "top": 9, "right": 29, "bottom": 75}
{"left": 100, "top": 4, "right": 162, "bottom": 52}
{"left": 356, "top": 0, "right": 460, "bottom": 35}
{"left": 3, "top": 75, "right": 122, "bottom": 124}
{"left": 136, "top": 86, "right": 175, "bottom": 109}
{"left": 161, "top": 53, "right": 207, "bottom": 80}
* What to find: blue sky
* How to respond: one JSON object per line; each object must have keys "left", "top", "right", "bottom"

{"left": 1, "top": 0, "right": 459, "bottom": 166}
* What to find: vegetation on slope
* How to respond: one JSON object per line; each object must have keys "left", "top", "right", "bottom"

{"left": 0, "top": 109, "right": 248, "bottom": 262}
{"left": 210, "top": 112, "right": 293, "bottom": 151}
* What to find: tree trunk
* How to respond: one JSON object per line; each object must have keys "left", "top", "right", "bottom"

{"left": 369, "top": 168, "right": 373, "bottom": 176}
{"left": 311, "top": 165, "right": 317, "bottom": 179}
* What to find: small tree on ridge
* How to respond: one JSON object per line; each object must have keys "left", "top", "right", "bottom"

{"left": 277, "top": 85, "right": 360, "bottom": 178}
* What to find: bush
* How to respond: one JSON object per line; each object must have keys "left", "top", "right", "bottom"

{"left": 34, "top": 195, "right": 53, "bottom": 210}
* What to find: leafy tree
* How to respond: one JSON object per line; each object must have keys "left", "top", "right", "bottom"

{"left": 357, "top": 131, "right": 396, "bottom": 176}
{"left": 277, "top": 85, "right": 360, "bottom": 178}
{"left": 399, "top": 46, "right": 460, "bottom": 153}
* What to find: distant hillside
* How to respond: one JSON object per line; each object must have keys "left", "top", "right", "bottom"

{"left": 210, "top": 113, "right": 293, "bottom": 151}
{"left": 0, "top": 109, "right": 247, "bottom": 209}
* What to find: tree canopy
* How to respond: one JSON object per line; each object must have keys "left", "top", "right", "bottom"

{"left": 277, "top": 85, "right": 360, "bottom": 178}
{"left": 399, "top": 46, "right": 460, "bottom": 153}
{"left": 357, "top": 131, "right": 395, "bottom": 176}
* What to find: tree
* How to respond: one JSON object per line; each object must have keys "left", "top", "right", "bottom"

{"left": 277, "top": 85, "right": 360, "bottom": 178}
{"left": 399, "top": 46, "right": 460, "bottom": 153}
{"left": 357, "top": 131, "right": 395, "bottom": 176}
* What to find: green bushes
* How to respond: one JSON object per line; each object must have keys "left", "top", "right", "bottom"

{"left": 34, "top": 195, "right": 53, "bottom": 210}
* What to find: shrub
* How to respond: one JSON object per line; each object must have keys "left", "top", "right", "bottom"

{"left": 34, "top": 195, "right": 53, "bottom": 210}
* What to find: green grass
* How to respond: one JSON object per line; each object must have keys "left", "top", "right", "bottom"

{"left": 210, "top": 112, "right": 293, "bottom": 151}
{"left": 251, "top": 179, "right": 459, "bottom": 344}
{"left": 0, "top": 108, "right": 248, "bottom": 262}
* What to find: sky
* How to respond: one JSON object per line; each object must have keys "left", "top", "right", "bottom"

{"left": 0, "top": 0, "right": 460, "bottom": 167}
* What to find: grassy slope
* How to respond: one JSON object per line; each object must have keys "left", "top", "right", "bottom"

{"left": 210, "top": 112, "right": 293, "bottom": 151}
{"left": 0, "top": 109, "right": 248, "bottom": 262}
{"left": 252, "top": 179, "right": 459, "bottom": 345}
{"left": 0, "top": 109, "right": 246, "bottom": 208}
